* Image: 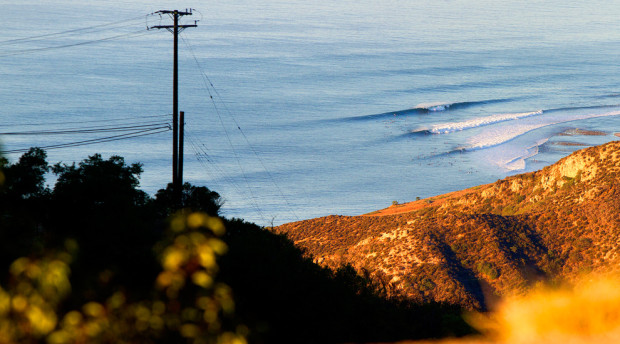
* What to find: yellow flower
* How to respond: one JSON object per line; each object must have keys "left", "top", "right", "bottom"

{"left": 163, "top": 248, "right": 187, "bottom": 271}
{"left": 0, "top": 289, "right": 10, "bottom": 316}
{"left": 12, "top": 295, "right": 28, "bottom": 313}
{"left": 180, "top": 323, "right": 200, "bottom": 338}
{"left": 209, "top": 239, "right": 228, "bottom": 255}
{"left": 47, "top": 330, "right": 72, "bottom": 344}
{"left": 26, "top": 305, "right": 57, "bottom": 335}
{"left": 10, "top": 257, "right": 30, "bottom": 276}
{"left": 191, "top": 271, "right": 213, "bottom": 288}
{"left": 187, "top": 212, "right": 208, "bottom": 229}
{"left": 198, "top": 246, "right": 216, "bottom": 269}
{"left": 82, "top": 302, "right": 105, "bottom": 318}
{"left": 62, "top": 311, "right": 83, "bottom": 327}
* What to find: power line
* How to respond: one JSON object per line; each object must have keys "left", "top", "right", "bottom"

{"left": 176, "top": 50, "right": 269, "bottom": 223}
{"left": 0, "top": 114, "right": 170, "bottom": 128}
{"left": 0, "top": 30, "right": 153, "bottom": 57}
{"left": 0, "top": 123, "right": 170, "bottom": 136}
{"left": 185, "top": 131, "right": 269, "bottom": 221}
{"left": 181, "top": 33, "right": 301, "bottom": 222}
{"left": 1, "top": 127, "right": 170, "bottom": 154}
{"left": 0, "top": 14, "right": 152, "bottom": 45}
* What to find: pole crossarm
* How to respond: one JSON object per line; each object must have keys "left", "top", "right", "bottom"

{"left": 156, "top": 10, "right": 193, "bottom": 15}
{"left": 149, "top": 24, "right": 197, "bottom": 34}
{"left": 149, "top": 25, "right": 198, "bottom": 29}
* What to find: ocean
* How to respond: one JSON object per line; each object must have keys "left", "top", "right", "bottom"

{"left": 1, "top": 0, "right": 619, "bottom": 225}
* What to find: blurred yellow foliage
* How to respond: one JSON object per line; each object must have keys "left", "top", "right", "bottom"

{"left": 0, "top": 212, "right": 247, "bottom": 344}
{"left": 465, "top": 276, "right": 620, "bottom": 344}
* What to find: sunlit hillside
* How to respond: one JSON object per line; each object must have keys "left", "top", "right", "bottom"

{"left": 274, "top": 141, "right": 620, "bottom": 310}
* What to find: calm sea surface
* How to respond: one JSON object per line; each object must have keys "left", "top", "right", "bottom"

{"left": 2, "top": 1, "right": 619, "bottom": 225}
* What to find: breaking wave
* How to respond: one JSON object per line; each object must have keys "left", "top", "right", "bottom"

{"left": 416, "top": 110, "right": 544, "bottom": 134}
{"left": 413, "top": 110, "right": 620, "bottom": 171}
{"left": 463, "top": 110, "right": 620, "bottom": 151}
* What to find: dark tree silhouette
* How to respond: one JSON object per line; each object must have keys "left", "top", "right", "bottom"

{"left": 0, "top": 147, "right": 50, "bottom": 268}
{"left": 47, "top": 154, "right": 158, "bottom": 303}
{"left": 0, "top": 147, "right": 49, "bottom": 199}
{"left": 51, "top": 154, "right": 148, "bottom": 211}
{"left": 151, "top": 182, "right": 223, "bottom": 217}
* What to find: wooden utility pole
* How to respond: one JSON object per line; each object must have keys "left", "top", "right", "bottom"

{"left": 179, "top": 111, "right": 185, "bottom": 188}
{"left": 149, "top": 10, "right": 197, "bottom": 203}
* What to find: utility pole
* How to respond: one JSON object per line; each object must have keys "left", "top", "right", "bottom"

{"left": 149, "top": 9, "right": 197, "bottom": 204}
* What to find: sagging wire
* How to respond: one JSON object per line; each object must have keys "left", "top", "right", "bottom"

{"left": 0, "top": 30, "right": 153, "bottom": 57}
{"left": 1, "top": 126, "right": 170, "bottom": 154}
{"left": 0, "top": 114, "right": 171, "bottom": 128}
{"left": 0, "top": 122, "right": 170, "bottom": 136}
{"left": 180, "top": 33, "right": 301, "bottom": 222}
{"left": 185, "top": 130, "right": 268, "bottom": 220}
{"left": 174, "top": 35, "right": 269, "bottom": 223}
{"left": 186, "top": 92, "right": 269, "bottom": 223}
{"left": 0, "top": 14, "right": 152, "bottom": 45}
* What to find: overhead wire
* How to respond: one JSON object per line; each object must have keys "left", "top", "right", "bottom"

{"left": 180, "top": 33, "right": 301, "bottom": 222}
{"left": 0, "top": 14, "right": 153, "bottom": 45}
{"left": 185, "top": 130, "right": 264, "bottom": 217}
{"left": 192, "top": 90, "right": 269, "bottom": 223}
{"left": 1, "top": 126, "right": 170, "bottom": 154}
{"left": 0, "top": 114, "right": 170, "bottom": 128}
{"left": 175, "top": 35, "right": 269, "bottom": 223}
{"left": 2, "top": 12, "right": 294, "bottom": 222}
{"left": 189, "top": 144, "right": 271, "bottom": 222}
{"left": 0, "top": 15, "right": 172, "bottom": 156}
{"left": 0, "top": 122, "right": 170, "bottom": 136}
{"left": 0, "top": 29, "right": 153, "bottom": 57}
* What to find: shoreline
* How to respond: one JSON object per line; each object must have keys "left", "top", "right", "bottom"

{"left": 368, "top": 132, "right": 619, "bottom": 217}
{"left": 365, "top": 183, "right": 493, "bottom": 217}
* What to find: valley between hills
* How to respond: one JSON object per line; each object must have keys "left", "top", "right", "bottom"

{"left": 273, "top": 140, "right": 620, "bottom": 310}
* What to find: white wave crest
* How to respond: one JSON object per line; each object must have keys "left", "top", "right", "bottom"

{"left": 428, "top": 110, "right": 543, "bottom": 134}
{"left": 465, "top": 110, "right": 620, "bottom": 151}
{"left": 503, "top": 138, "right": 549, "bottom": 171}
{"left": 415, "top": 102, "right": 453, "bottom": 112}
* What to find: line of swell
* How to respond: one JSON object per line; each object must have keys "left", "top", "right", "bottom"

{"left": 410, "top": 110, "right": 620, "bottom": 161}
{"left": 338, "top": 97, "right": 514, "bottom": 122}
{"left": 544, "top": 103, "right": 620, "bottom": 113}
{"left": 411, "top": 110, "right": 544, "bottom": 135}
{"left": 597, "top": 93, "right": 620, "bottom": 99}
{"left": 408, "top": 103, "right": 620, "bottom": 136}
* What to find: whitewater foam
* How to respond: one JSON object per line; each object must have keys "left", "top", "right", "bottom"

{"left": 503, "top": 138, "right": 549, "bottom": 171}
{"left": 425, "top": 110, "right": 544, "bottom": 134}
{"left": 465, "top": 110, "right": 620, "bottom": 151}
{"left": 464, "top": 110, "right": 620, "bottom": 171}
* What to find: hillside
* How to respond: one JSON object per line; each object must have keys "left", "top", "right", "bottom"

{"left": 274, "top": 141, "right": 620, "bottom": 310}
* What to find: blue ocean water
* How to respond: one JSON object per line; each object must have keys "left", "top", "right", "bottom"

{"left": 1, "top": 1, "right": 619, "bottom": 225}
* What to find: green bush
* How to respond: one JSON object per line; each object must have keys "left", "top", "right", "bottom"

{"left": 476, "top": 262, "right": 499, "bottom": 280}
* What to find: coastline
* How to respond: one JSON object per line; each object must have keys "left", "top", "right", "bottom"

{"left": 365, "top": 183, "right": 493, "bottom": 217}
{"left": 368, "top": 130, "right": 620, "bottom": 218}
